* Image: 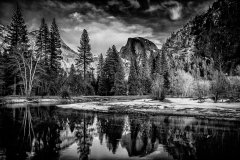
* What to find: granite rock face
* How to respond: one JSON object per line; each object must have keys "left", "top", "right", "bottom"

{"left": 120, "top": 37, "right": 159, "bottom": 79}
{"left": 120, "top": 37, "right": 158, "bottom": 61}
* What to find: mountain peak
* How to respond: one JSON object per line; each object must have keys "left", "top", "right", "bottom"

{"left": 120, "top": 37, "right": 158, "bottom": 61}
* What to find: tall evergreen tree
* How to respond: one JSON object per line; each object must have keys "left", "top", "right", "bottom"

{"left": 161, "top": 52, "right": 170, "bottom": 90}
{"left": 128, "top": 58, "right": 140, "bottom": 95}
{"left": 4, "top": 3, "right": 29, "bottom": 95}
{"left": 6, "top": 3, "right": 29, "bottom": 52}
{"left": 67, "top": 64, "right": 78, "bottom": 95}
{"left": 36, "top": 18, "right": 50, "bottom": 68}
{"left": 97, "top": 53, "right": 104, "bottom": 79}
{"left": 76, "top": 29, "right": 93, "bottom": 80}
{"left": 97, "top": 65, "right": 107, "bottom": 96}
{"left": 35, "top": 18, "right": 51, "bottom": 95}
{"left": 151, "top": 50, "right": 170, "bottom": 98}
{"left": 111, "top": 48, "right": 126, "bottom": 95}
{"left": 50, "top": 18, "right": 62, "bottom": 74}
{"left": 96, "top": 53, "right": 104, "bottom": 94}
{"left": 98, "top": 46, "right": 125, "bottom": 95}
{"left": 0, "top": 50, "right": 12, "bottom": 96}
{"left": 98, "top": 48, "right": 112, "bottom": 96}
{"left": 111, "top": 66, "right": 126, "bottom": 95}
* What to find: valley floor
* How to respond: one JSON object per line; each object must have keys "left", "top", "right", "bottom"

{"left": 1, "top": 96, "right": 240, "bottom": 121}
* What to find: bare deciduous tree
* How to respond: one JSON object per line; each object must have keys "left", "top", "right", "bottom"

{"left": 8, "top": 44, "right": 44, "bottom": 98}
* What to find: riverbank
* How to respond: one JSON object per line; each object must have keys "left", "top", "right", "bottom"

{"left": 57, "top": 97, "right": 240, "bottom": 121}
{"left": 0, "top": 95, "right": 150, "bottom": 104}
{"left": 1, "top": 96, "right": 240, "bottom": 121}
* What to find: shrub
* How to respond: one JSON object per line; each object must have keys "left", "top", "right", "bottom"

{"left": 228, "top": 76, "right": 240, "bottom": 92}
{"left": 61, "top": 90, "right": 70, "bottom": 99}
{"left": 84, "top": 82, "right": 95, "bottom": 96}
{"left": 210, "top": 70, "right": 228, "bottom": 102}
{"left": 171, "top": 69, "right": 194, "bottom": 97}
{"left": 193, "top": 80, "right": 210, "bottom": 98}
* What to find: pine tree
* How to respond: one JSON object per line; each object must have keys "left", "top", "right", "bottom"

{"left": 96, "top": 53, "right": 104, "bottom": 94}
{"left": 111, "top": 50, "right": 126, "bottom": 95}
{"left": 98, "top": 67, "right": 107, "bottom": 96}
{"left": 97, "top": 53, "right": 104, "bottom": 79}
{"left": 98, "top": 48, "right": 112, "bottom": 96}
{"left": 128, "top": 58, "right": 140, "bottom": 95}
{"left": 6, "top": 3, "right": 29, "bottom": 52}
{"left": 154, "top": 51, "right": 170, "bottom": 90}
{"left": 150, "top": 50, "right": 169, "bottom": 99}
{"left": 112, "top": 67, "right": 126, "bottom": 95}
{"left": 0, "top": 50, "right": 13, "bottom": 96}
{"left": 98, "top": 46, "right": 125, "bottom": 95}
{"left": 76, "top": 29, "right": 93, "bottom": 80}
{"left": 35, "top": 18, "right": 51, "bottom": 95}
{"left": 50, "top": 18, "right": 62, "bottom": 74}
{"left": 68, "top": 64, "right": 77, "bottom": 95}
{"left": 161, "top": 52, "right": 170, "bottom": 90}
{"left": 36, "top": 18, "right": 50, "bottom": 68}
{"left": 5, "top": 3, "right": 29, "bottom": 95}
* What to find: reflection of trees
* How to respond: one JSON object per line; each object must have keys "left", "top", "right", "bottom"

{"left": 0, "top": 105, "right": 73, "bottom": 160}
{"left": 31, "top": 121, "right": 61, "bottom": 160}
{"left": 1, "top": 106, "right": 240, "bottom": 160}
{"left": 75, "top": 112, "right": 95, "bottom": 160}
{"left": 97, "top": 114, "right": 125, "bottom": 154}
{"left": 0, "top": 107, "right": 25, "bottom": 160}
{"left": 120, "top": 115, "right": 240, "bottom": 160}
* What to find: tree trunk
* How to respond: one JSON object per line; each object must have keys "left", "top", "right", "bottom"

{"left": 13, "top": 76, "right": 16, "bottom": 95}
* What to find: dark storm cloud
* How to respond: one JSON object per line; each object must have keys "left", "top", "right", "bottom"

{"left": 0, "top": 0, "right": 213, "bottom": 55}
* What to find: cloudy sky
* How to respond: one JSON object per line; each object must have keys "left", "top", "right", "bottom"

{"left": 0, "top": 0, "right": 213, "bottom": 55}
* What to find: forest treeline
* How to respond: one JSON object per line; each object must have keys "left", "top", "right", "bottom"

{"left": 0, "top": 0, "right": 240, "bottom": 102}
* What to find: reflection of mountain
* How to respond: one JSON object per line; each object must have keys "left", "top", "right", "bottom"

{"left": 59, "top": 121, "right": 76, "bottom": 149}
{"left": 121, "top": 117, "right": 158, "bottom": 157}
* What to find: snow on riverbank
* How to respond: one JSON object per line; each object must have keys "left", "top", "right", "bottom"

{"left": 57, "top": 98, "right": 240, "bottom": 120}
{"left": 58, "top": 98, "right": 240, "bottom": 110}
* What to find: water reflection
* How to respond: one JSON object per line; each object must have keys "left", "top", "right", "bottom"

{"left": 0, "top": 105, "right": 240, "bottom": 160}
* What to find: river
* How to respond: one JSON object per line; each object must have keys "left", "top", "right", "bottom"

{"left": 0, "top": 103, "right": 240, "bottom": 160}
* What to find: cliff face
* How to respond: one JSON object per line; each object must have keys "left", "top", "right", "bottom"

{"left": 162, "top": 21, "right": 196, "bottom": 72}
{"left": 120, "top": 37, "right": 158, "bottom": 61}
{"left": 0, "top": 24, "right": 78, "bottom": 72}
{"left": 162, "top": 0, "right": 240, "bottom": 74}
